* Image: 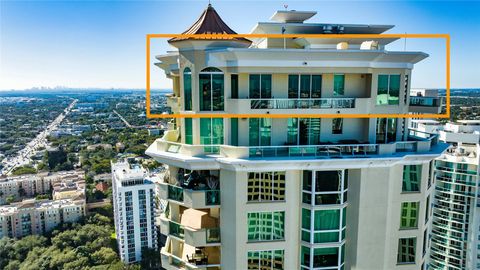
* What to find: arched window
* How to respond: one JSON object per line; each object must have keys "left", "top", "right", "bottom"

{"left": 183, "top": 68, "right": 192, "bottom": 111}
{"left": 199, "top": 67, "right": 224, "bottom": 111}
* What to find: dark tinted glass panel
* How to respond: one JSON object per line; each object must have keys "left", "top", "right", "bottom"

{"left": 315, "top": 171, "right": 341, "bottom": 192}
{"left": 311, "top": 75, "right": 322, "bottom": 98}
{"left": 288, "top": 75, "right": 299, "bottom": 98}
{"left": 249, "top": 74, "right": 260, "bottom": 98}
{"left": 231, "top": 74, "right": 238, "bottom": 99}
{"left": 199, "top": 73, "right": 211, "bottom": 111}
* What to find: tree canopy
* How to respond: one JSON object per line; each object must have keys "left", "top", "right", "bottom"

{"left": 0, "top": 209, "right": 160, "bottom": 270}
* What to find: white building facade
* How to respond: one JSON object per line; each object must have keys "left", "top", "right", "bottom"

{"left": 147, "top": 5, "right": 447, "bottom": 270}
{"left": 412, "top": 120, "right": 480, "bottom": 270}
{"left": 111, "top": 160, "right": 157, "bottom": 264}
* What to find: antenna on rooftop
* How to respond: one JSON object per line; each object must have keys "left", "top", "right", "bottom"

{"left": 284, "top": 4, "right": 288, "bottom": 10}
{"left": 404, "top": 32, "right": 407, "bottom": 51}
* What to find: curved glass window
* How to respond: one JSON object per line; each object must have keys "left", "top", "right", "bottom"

{"left": 201, "top": 67, "right": 222, "bottom": 72}
{"left": 199, "top": 67, "right": 224, "bottom": 111}
{"left": 183, "top": 68, "right": 192, "bottom": 111}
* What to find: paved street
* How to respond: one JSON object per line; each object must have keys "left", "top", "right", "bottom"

{"left": 0, "top": 99, "right": 78, "bottom": 176}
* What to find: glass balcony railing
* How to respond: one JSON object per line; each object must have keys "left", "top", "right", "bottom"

{"left": 149, "top": 128, "right": 440, "bottom": 160}
{"left": 168, "top": 185, "right": 184, "bottom": 202}
{"left": 248, "top": 144, "right": 378, "bottom": 158}
{"left": 169, "top": 221, "right": 184, "bottom": 239}
{"left": 205, "top": 190, "right": 220, "bottom": 205}
{"left": 410, "top": 96, "right": 442, "bottom": 107}
{"left": 250, "top": 98, "right": 355, "bottom": 110}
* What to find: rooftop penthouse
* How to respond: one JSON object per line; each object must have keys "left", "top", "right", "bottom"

{"left": 111, "top": 161, "right": 152, "bottom": 187}
{"left": 158, "top": 8, "right": 442, "bottom": 119}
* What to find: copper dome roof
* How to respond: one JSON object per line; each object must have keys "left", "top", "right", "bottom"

{"left": 168, "top": 4, "right": 251, "bottom": 44}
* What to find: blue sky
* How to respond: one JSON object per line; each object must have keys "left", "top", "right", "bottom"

{"left": 0, "top": 0, "right": 479, "bottom": 90}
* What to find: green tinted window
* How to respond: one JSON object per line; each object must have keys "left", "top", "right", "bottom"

{"left": 211, "top": 118, "right": 224, "bottom": 145}
{"left": 200, "top": 118, "right": 211, "bottom": 145}
{"left": 377, "top": 74, "right": 400, "bottom": 105}
{"left": 250, "top": 74, "right": 271, "bottom": 98}
{"left": 249, "top": 74, "right": 260, "bottom": 98}
{"left": 397, "top": 237, "right": 416, "bottom": 263}
{"left": 247, "top": 211, "right": 285, "bottom": 241}
{"left": 199, "top": 68, "right": 224, "bottom": 111}
{"left": 314, "top": 209, "right": 340, "bottom": 230}
{"left": 199, "top": 73, "right": 211, "bottom": 111}
{"left": 247, "top": 250, "right": 284, "bottom": 270}
{"left": 200, "top": 118, "right": 223, "bottom": 152}
{"left": 313, "top": 247, "right": 339, "bottom": 268}
{"left": 400, "top": 202, "right": 419, "bottom": 229}
{"left": 403, "top": 165, "right": 421, "bottom": 192}
{"left": 302, "top": 207, "right": 345, "bottom": 244}
{"left": 185, "top": 118, "right": 192, "bottom": 144}
{"left": 301, "top": 246, "right": 310, "bottom": 267}
{"left": 288, "top": 75, "right": 299, "bottom": 98}
{"left": 231, "top": 118, "right": 238, "bottom": 146}
{"left": 377, "top": 75, "right": 389, "bottom": 105}
{"left": 389, "top": 75, "right": 400, "bottom": 104}
{"left": 300, "top": 75, "right": 311, "bottom": 98}
{"left": 183, "top": 68, "right": 192, "bottom": 110}
{"left": 287, "top": 118, "right": 298, "bottom": 145}
{"left": 249, "top": 118, "right": 271, "bottom": 146}
{"left": 333, "top": 74, "right": 345, "bottom": 96}
{"left": 302, "top": 208, "right": 311, "bottom": 230}
{"left": 311, "top": 75, "right": 322, "bottom": 98}
{"left": 289, "top": 75, "right": 322, "bottom": 98}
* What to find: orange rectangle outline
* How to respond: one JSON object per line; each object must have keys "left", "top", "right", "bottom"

{"left": 146, "top": 33, "right": 450, "bottom": 119}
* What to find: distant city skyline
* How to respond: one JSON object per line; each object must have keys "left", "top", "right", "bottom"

{"left": 1, "top": 0, "right": 479, "bottom": 90}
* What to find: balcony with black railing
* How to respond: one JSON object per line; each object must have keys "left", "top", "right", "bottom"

{"left": 158, "top": 169, "right": 221, "bottom": 208}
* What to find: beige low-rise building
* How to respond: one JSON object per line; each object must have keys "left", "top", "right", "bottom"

{"left": 0, "top": 170, "right": 85, "bottom": 204}
{"left": 0, "top": 197, "right": 86, "bottom": 238}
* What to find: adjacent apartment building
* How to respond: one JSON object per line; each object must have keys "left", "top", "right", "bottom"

{"left": 111, "top": 160, "right": 157, "bottom": 263}
{"left": 411, "top": 120, "right": 480, "bottom": 270}
{"left": 0, "top": 170, "right": 85, "bottom": 204}
{"left": 0, "top": 197, "right": 86, "bottom": 238}
{"left": 146, "top": 5, "right": 447, "bottom": 270}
